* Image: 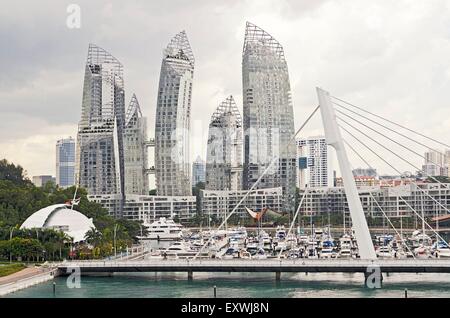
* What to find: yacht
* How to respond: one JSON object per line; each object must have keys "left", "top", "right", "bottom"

{"left": 314, "top": 228, "right": 324, "bottom": 240}
{"left": 338, "top": 235, "right": 352, "bottom": 258}
{"left": 274, "top": 241, "right": 288, "bottom": 252}
{"left": 376, "top": 245, "right": 394, "bottom": 258}
{"left": 141, "top": 217, "right": 183, "bottom": 240}
{"left": 414, "top": 244, "right": 431, "bottom": 259}
{"left": 432, "top": 241, "right": 450, "bottom": 258}
{"left": 320, "top": 240, "right": 337, "bottom": 258}
{"left": 298, "top": 235, "right": 309, "bottom": 245}
{"left": 164, "top": 241, "right": 196, "bottom": 257}
{"left": 228, "top": 227, "right": 248, "bottom": 240}
{"left": 259, "top": 231, "right": 272, "bottom": 250}
{"left": 408, "top": 230, "right": 432, "bottom": 248}
{"left": 275, "top": 226, "right": 287, "bottom": 241}
{"left": 375, "top": 234, "right": 394, "bottom": 246}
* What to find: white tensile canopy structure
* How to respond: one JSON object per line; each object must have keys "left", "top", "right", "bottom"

{"left": 20, "top": 204, "right": 95, "bottom": 243}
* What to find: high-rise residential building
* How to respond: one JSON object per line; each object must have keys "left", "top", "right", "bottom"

{"left": 32, "top": 175, "right": 55, "bottom": 187}
{"left": 422, "top": 149, "right": 446, "bottom": 177}
{"left": 155, "top": 31, "right": 194, "bottom": 196}
{"left": 76, "top": 44, "right": 126, "bottom": 217}
{"left": 205, "top": 95, "right": 243, "bottom": 191}
{"left": 123, "top": 94, "right": 148, "bottom": 195}
{"left": 306, "top": 136, "right": 332, "bottom": 188}
{"left": 200, "top": 187, "right": 283, "bottom": 219}
{"left": 56, "top": 137, "right": 76, "bottom": 187}
{"left": 352, "top": 168, "right": 378, "bottom": 178}
{"left": 242, "top": 22, "right": 297, "bottom": 213}
{"left": 296, "top": 139, "right": 308, "bottom": 189}
{"left": 296, "top": 136, "right": 332, "bottom": 188}
{"left": 192, "top": 156, "right": 206, "bottom": 186}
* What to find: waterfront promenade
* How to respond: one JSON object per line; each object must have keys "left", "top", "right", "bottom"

{"left": 0, "top": 266, "right": 57, "bottom": 296}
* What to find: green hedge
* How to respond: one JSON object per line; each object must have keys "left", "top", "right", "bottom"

{"left": 0, "top": 263, "right": 25, "bottom": 277}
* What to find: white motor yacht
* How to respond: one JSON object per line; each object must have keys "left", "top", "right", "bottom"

{"left": 432, "top": 241, "right": 450, "bottom": 258}
{"left": 409, "top": 230, "right": 432, "bottom": 248}
{"left": 275, "top": 226, "right": 287, "bottom": 241}
{"left": 141, "top": 217, "right": 183, "bottom": 240}
{"left": 376, "top": 245, "right": 394, "bottom": 258}
{"left": 164, "top": 241, "right": 195, "bottom": 256}
{"left": 414, "top": 244, "right": 431, "bottom": 259}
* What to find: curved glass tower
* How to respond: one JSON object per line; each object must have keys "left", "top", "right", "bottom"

{"left": 205, "top": 95, "right": 243, "bottom": 191}
{"left": 155, "top": 31, "right": 194, "bottom": 196}
{"left": 242, "top": 22, "right": 297, "bottom": 213}
{"left": 124, "top": 94, "right": 148, "bottom": 195}
{"left": 76, "top": 44, "right": 125, "bottom": 213}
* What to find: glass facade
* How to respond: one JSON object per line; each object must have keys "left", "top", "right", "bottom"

{"left": 205, "top": 95, "right": 243, "bottom": 191}
{"left": 192, "top": 156, "right": 206, "bottom": 186}
{"left": 56, "top": 137, "right": 76, "bottom": 187}
{"left": 155, "top": 31, "right": 194, "bottom": 196}
{"left": 123, "top": 94, "right": 149, "bottom": 195}
{"left": 242, "top": 22, "right": 297, "bottom": 213}
{"left": 76, "top": 44, "right": 126, "bottom": 217}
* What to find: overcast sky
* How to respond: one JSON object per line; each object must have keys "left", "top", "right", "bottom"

{"left": 2, "top": 0, "right": 450, "bottom": 184}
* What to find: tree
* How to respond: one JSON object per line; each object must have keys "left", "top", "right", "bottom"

{"left": 0, "top": 159, "right": 31, "bottom": 186}
{"left": 192, "top": 181, "right": 205, "bottom": 214}
{"left": 84, "top": 227, "right": 103, "bottom": 247}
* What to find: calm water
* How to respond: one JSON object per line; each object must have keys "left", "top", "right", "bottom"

{"left": 4, "top": 272, "right": 450, "bottom": 298}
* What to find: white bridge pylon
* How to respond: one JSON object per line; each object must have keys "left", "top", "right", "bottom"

{"left": 317, "top": 87, "right": 377, "bottom": 260}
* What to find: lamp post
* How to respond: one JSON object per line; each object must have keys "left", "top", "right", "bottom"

{"left": 114, "top": 224, "right": 118, "bottom": 258}
{"left": 9, "top": 227, "right": 14, "bottom": 263}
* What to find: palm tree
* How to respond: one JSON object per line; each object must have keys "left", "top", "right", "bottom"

{"left": 84, "top": 227, "right": 102, "bottom": 247}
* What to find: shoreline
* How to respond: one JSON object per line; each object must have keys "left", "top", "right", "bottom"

{"left": 0, "top": 266, "right": 58, "bottom": 297}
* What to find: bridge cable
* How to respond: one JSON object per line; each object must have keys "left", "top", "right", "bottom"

{"left": 333, "top": 101, "right": 448, "bottom": 158}
{"left": 399, "top": 198, "right": 450, "bottom": 248}
{"left": 331, "top": 95, "right": 450, "bottom": 149}
{"left": 277, "top": 189, "right": 309, "bottom": 259}
{"left": 336, "top": 110, "right": 448, "bottom": 174}
{"left": 337, "top": 116, "right": 449, "bottom": 189}
{"left": 339, "top": 125, "right": 450, "bottom": 248}
{"left": 339, "top": 123, "right": 450, "bottom": 217}
{"left": 192, "top": 105, "right": 320, "bottom": 260}
{"left": 344, "top": 138, "right": 416, "bottom": 258}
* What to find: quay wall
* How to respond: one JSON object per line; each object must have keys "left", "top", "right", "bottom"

{"left": 0, "top": 268, "right": 58, "bottom": 297}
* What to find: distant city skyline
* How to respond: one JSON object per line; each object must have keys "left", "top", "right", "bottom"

{"left": 56, "top": 137, "right": 75, "bottom": 187}
{"left": 2, "top": 1, "right": 450, "bottom": 183}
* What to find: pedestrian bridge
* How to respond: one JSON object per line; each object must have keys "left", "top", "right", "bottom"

{"left": 56, "top": 259, "right": 450, "bottom": 278}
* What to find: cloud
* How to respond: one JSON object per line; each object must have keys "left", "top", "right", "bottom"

{"left": 1, "top": 0, "right": 450, "bottom": 180}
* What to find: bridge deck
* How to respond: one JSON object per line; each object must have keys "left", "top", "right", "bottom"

{"left": 57, "top": 259, "right": 450, "bottom": 274}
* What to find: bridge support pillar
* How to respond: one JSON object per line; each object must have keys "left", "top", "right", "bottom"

{"left": 275, "top": 272, "right": 281, "bottom": 282}
{"left": 188, "top": 271, "right": 193, "bottom": 281}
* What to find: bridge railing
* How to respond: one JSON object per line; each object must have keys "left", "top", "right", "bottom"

{"left": 58, "top": 258, "right": 450, "bottom": 268}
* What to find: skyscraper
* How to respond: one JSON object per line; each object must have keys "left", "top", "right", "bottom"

{"left": 304, "top": 136, "right": 332, "bottom": 188}
{"left": 422, "top": 149, "right": 446, "bottom": 177}
{"left": 124, "top": 94, "right": 149, "bottom": 195}
{"left": 192, "top": 156, "right": 206, "bottom": 186}
{"left": 296, "top": 139, "right": 307, "bottom": 189}
{"left": 56, "top": 137, "right": 76, "bottom": 187}
{"left": 155, "top": 31, "right": 194, "bottom": 196}
{"left": 242, "top": 22, "right": 297, "bottom": 213}
{"left": 205, "top": 95, "right": 243, "bottom": 191}
{"left": 76, "top": 44, "right": 126, "bottom": 216}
